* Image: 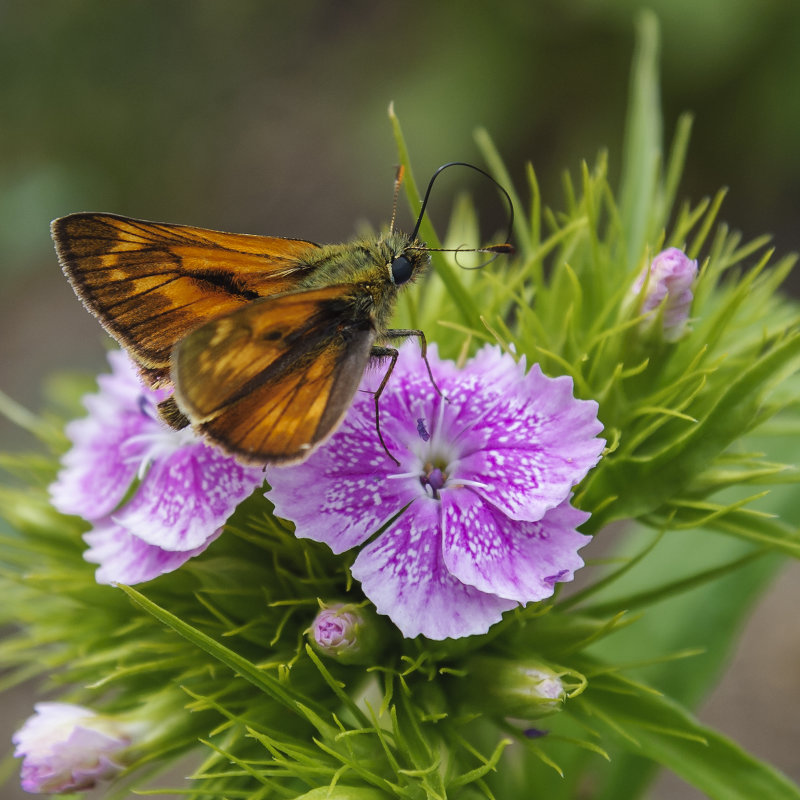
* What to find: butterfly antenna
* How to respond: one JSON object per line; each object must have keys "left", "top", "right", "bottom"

{"left": 389, "top": 165, "right": 405, "bottom": 234}
{"left": 409, "top": 162, "right": 515, "bottom": 265}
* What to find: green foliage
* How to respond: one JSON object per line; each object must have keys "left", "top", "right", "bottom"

{"left": 392, "top": 11, "right": 800, "bottom": 550}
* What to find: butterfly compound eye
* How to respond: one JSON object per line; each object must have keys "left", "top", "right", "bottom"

{"left": 390, "top": 254, "right": 414, "bottom": 285}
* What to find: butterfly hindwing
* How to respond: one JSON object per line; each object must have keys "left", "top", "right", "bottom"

{"left": 51, "top": 213, "right": 321, "bottom": 384}
{"left": 172, "top": 285, "right": 376, "bottom": 463}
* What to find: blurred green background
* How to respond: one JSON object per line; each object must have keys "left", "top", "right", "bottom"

{"left": 4, "top": 0, "right": 800, "bottom": 417}
{"left": 1, "top": 1, "right": 798, "bottom": 797}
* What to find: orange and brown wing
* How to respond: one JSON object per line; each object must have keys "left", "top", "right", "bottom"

{"left": 172, "top": 284, "right": 376, "bottom": 463}
{"left": 51, "top": 213, "right": 321, "bottom": 384}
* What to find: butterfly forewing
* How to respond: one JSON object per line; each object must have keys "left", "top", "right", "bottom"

{"left": 172, "top": 285, "right": 376, "bottom": 462}
{"left": 51, "top": 213, "right": 321, "bottom": 384}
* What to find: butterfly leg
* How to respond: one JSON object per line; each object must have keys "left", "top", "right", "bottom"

{"left": 383, "top": 328, "right": 447, "bottom": 402}
{"left": 369, "top": 345, "right": 401, "bottom": 465}
{"left": 369, "top": 331, "right": 446, "bottom": 464}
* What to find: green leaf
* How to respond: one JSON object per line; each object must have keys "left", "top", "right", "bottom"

{"left": 577, "top": 672, "right": 800, "bottom": 800}
{"left": 475, "top": 126, "right": 532, "bottom": 258}
{"left": 578, "top": 426, "right": 800, "bottom": 797}
{"left": 118, "top": 585, "right": 316, "bottom": 714}
{"left": 618, "top": 10, "right": 662, "bottom": 267}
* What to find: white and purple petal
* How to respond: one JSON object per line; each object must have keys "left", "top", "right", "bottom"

{"left": 13, "top": 702, "right": 132, "bottom": 794}
{"left": 452, "top": 364, "right": 604, "bottom": 521}
{"left": 50, "top": 409, "right": 147, "bottom": 521}
{"left": 83, "top": 520, "right": 221, "bottom": 585}
{"left": 268, "top": 411, "right": 422, "bottom": 554}
{"left": 456, "top": 343, "right": 528, "bottom": 391}
{"left": 49, "top": 354, "right": 159, "bottom": 520}
{"left": 351, "top": 498, "right": 517, "bottom": 640}
{"left": 113, "top": 442, "right": 262, "bottom": 551}
{"left": 51, "top": 350, "right": 264, "bottom": 584}
{"left": 441, "top": 490, "right": 590, "bottom": 602}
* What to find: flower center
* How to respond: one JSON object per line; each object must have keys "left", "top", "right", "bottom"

{"left": 420, "top": 459, "right": 449, "bottom": 499}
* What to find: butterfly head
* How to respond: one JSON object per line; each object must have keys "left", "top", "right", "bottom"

{"left": 386, "top": 234, "right": 431, "bottom": 288}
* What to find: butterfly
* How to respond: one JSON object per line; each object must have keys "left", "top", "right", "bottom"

{"left": 52, "top": 163, "right": 513, "bottom": 465}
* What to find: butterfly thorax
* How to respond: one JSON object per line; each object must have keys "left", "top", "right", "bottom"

{"left": 296, "top": 232, "right": 429, "bottom": 334}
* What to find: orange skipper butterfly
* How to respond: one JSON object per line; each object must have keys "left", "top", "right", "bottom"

{"left": 52, "top": 163, "right": 512, "bottom": 464}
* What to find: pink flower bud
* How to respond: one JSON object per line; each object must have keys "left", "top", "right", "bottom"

{"left": 631, "top": 247, "right": 698, "bottom": 342}
{"left": 310, "top": 603, "right": 383, "bottom": 664}
{"left": 13, "top": 703, "right": 133, "bottom": 794}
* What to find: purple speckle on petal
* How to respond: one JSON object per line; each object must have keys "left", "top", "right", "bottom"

{"left": 544, "top": 569, "right": 569, "bottom": 585}
{"left": 416, "top": 417, "right": 431, "bottom": 441}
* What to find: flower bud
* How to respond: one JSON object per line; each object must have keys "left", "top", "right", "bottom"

{"left": 309, "top": 602, "right": 384, "bottom": 665}
{"left": 462, "top": 657, "right": 572, "bottom": 719}
{"left": 630, "top": 247, "right": 698, "bottom": 342}
{"left": 13, "top": 703, "right": 134, "bottom": 794}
